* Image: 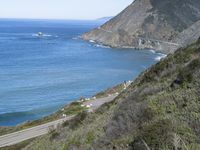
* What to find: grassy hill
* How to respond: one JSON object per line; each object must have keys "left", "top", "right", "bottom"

{"left": 7, "top": 39, "right": 200, "bottom": 150}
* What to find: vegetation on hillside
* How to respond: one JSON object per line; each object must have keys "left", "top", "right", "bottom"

{"left": 1, "top": 39, "right": 200, "bottom": 150}
{"left": 10, "top": 40, "right": 199, "bottom": 150}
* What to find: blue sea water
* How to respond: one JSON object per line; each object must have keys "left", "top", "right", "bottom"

{"left": 0, "top": 19, "right": 164, "bottom": 126}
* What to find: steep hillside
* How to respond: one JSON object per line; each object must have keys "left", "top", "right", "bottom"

{"left": 174, "top": 21, "right": 200, "bottom": 47}
{"left": 97, "top": 17, "right": 113, "bottom": 23}
{"left": 15, "top": 40, "right": 200, "bottom": 150}
{"left": 82, "top": 0, "right": 200, "bottom": 53}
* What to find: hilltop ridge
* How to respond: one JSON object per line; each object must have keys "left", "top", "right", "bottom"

{"left": 82, "top": 0, "right": 200, "bottom": 53}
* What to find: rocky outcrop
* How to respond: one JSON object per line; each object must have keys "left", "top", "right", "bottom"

{"left": 82, "top": 0, "right": 200, "bottom": 53}
{"left": 174, "top": 20, "right": 200, "bottom": 47}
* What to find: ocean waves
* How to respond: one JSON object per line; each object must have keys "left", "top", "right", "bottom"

{"left": 0, "top": 19, "right": 161, "bottom": 126}
{"left": 31, "top": 33, "right": 59, "bottom": 38}
{"left": 155, "top": 53, "right": 167, "bottom": 61}
{"left": 149, "top": 49, "right": 167, "bottom": 61}
{"left": 0, "top": 105, "right": 61, "bottom": 126}
{"left": 94, "top": 44, "right": 110, "bottom": 49}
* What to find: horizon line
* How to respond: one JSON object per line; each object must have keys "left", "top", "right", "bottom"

{"left": 0, "top": 16, "right": 113, "bottom": 21}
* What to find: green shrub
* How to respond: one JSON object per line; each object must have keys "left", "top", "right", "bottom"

{"left": 188, "top": 59, "right": 200, "bottom": 70}
{"left": 85, "top": 131, "right": 95, "bottom": 144}
{"left": 63, "top": 103, "right": 86, "bottom": 115}
{"left": 48, "top": 126, "right": 59, "bottom": 140}
{"left": 178, "top": 69, "right": 193, "bottom": 84}
{"left": 177, "top": 58, "right": 200, "bottom": 85}
{"left": 141, "top": 119, "right": 174, "bottom": 149}
{"left": 62, "top": 112, "right": 88, "bottom": 129}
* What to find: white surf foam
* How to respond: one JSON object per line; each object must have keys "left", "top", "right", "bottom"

{"left": 94, "top": 44, "right": 110, "bottom": 49}
{"left": 32, "top": 33, "right": 53, "bottom": 37}
{"left": 72, "top": 37, "right": 79, "bottom": 40}
{"left": 89, "top": 40, "right": 95, "bottom": 43}
{"left": 155, "top": 53, "right": 167, "bottom": 61}
{"left": 149, "top": 50, "right": 156, "bottom": 53}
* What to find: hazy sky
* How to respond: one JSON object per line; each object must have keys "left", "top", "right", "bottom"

{"left": 0, "top": 0, "right": 133, "bottom": 20}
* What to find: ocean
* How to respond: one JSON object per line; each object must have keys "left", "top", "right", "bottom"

{"left": 0, "top": 19, "right": 165, "bottom": 126}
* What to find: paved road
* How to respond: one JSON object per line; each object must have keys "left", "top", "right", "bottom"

{"left": 83, "top": 93, "right": 118, "bottom": 110}
{"left": 0, "top": 81, "right": 133, "bottom": 148}
{"left": 0, "top": 93, "right": 120, "bottom": 148}
{"left": 83, "top": 82, "right": 132, "bottom": 110}
{"left": 0, "top": 116, "right": 74, "bottom": 148}
{"left": 138, "top": 37, "right": 180, "bottom": 46}
{"left": 97, "top": 27, "right": 180, "bottom": 46}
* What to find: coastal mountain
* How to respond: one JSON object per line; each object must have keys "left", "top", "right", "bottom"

{"left": 20, "top": 39, "right": 200, "bottom": 150}
{"left": 82, "top": 0, "right": 200, "bottom": 53}
{"left": 2, "top": 1, "right": 200, "bottom": 149}
{"left": 96, "top": 16, "right": 113, "bottom": 22}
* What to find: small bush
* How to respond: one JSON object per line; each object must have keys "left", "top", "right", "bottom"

{"left": 70, "top": 101, "right": 80, "bottom": 106}
{"left": 178, "top": 69, "right": 193, "bottom": 84}
{"left": 177, "top": 58, "right": 200, "bottom": 85}
{"left": 85, "top": 131, "right": 95, "bottom": 144}
{"left": 48, "top": 126, "right": 59, "bottom": 140}
{"left": 188, "top": 59, "right": 200, "bottom": 70}
{"left": 141, "top": 119, "right": 174, "bottom": 149}
{"left": 62, "top": 111, "right": 88, "bottom": 129}
{"left": 64, "top": 103, "right": 86, "bottom": 115}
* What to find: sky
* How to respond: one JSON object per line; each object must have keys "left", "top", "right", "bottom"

{"left": 0, "top": 0, "right": 133, "bottom": 20}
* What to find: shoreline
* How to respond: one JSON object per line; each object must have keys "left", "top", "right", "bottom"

{"left": 82, "top": 34, "right": 179, "bottom": 54}
{"left": 85, "top": 38, "right": 168, "bottom": 62}
{"left": 84, "top": 37, "right": 171, "bottom": 55}
{"left": 0, "top": 81, "right": 132, "bottom": 136}
{"left": 0, "top": 38, "right": 164, "bottom": 128}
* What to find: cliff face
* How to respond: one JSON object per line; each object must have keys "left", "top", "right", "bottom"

{"left": 82, "top": 0, "right": 200, "bottom": 53}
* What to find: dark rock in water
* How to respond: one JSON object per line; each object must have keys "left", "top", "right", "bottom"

{"left": 37, "top": 32, "right": 43, "bottom": 36}
{"left": 82, "top": 0, "right": 200, "bottom": 53}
